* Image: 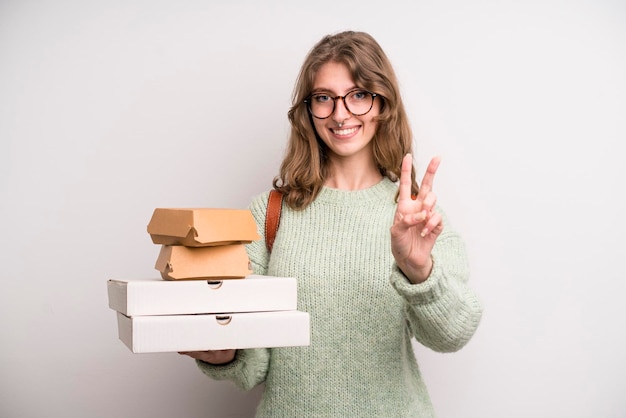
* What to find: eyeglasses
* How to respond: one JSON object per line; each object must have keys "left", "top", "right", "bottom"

{"left": 304, "top": 89, "right": 378, "bottom": 119}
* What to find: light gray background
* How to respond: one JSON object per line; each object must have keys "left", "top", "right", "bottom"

{"left": 2, "top": 1, "right": 625, "bottom": 417}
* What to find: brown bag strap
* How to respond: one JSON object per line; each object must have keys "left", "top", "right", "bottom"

{"left": 265, "top": 190, "right": 284, "bottom": 253}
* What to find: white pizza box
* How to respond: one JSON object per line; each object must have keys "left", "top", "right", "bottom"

{"left": 116, "top": 310, "right": 310, "bottom": 353}
{"left": 107, "top": 275, "right": 297, "bottom": 316}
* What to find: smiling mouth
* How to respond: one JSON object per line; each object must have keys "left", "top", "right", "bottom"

{"left": 331, "top": 127, "right": 359, "bottom": 135}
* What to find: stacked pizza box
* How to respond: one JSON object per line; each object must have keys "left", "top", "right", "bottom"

{"left": 107, "top": 208, "right": 310, "bottom": 354}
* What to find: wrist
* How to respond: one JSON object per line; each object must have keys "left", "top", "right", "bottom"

{"left": 398, "top": 255, "right": 434, "bottom": 284}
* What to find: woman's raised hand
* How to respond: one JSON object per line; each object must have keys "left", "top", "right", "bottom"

{"left": 390, "top": 154, "right": 444, "bottom": 283}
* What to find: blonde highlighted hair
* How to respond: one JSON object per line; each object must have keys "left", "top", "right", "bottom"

{"left": 274, "top": 31, "right": 418, "bottom": 209}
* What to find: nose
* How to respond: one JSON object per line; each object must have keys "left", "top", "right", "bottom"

{"left": 332, "top": 96, "right": 351, "bottom": 123}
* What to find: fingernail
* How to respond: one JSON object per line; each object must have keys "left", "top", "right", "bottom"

{"left": 420, "top": 228, "right": 428, "bottom": 237}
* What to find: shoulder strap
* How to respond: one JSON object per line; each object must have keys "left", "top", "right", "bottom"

{"left": 265, "top": 190, "right": 284, "bottom": 253}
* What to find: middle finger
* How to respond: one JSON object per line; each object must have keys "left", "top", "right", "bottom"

{"left": 417, "top": 156, "right": 441, "bottom": 201}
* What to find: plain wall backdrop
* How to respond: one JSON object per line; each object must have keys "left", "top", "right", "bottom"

{"left": 1, "top": 0, "right": 625, "bottom": 417}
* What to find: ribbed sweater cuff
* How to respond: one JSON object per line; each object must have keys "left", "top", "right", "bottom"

{"left": 195, "top": 348, "right": 269, "bottom": 391}
{"left": 196, "top": 354, "right": 241, "bottom": 380}
{"left": 389, "top": 260, "right": 447, "bottom": 305}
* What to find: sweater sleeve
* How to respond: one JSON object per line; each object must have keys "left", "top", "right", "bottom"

{"left": 193, "top": 191, "right": 273, "bottom": 389}
{"left": 245, "top": 191, "right": 272, "bottom": 275}
{"left": 389, "top": 208, "right": 483, "bottom": 353}
{"left": 195, "top": 348, "right": 270, "bottom": 391}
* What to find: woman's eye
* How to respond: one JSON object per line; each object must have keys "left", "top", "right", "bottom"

{"left": 351, "top": 91, "right": 367, "bottom": 100}
{"left": 314, "top": 95, "right": 331, "bottom": 103}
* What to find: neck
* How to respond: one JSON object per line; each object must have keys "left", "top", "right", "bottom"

{"left": 324, "top": 156, "right": 383, "bottom": 191}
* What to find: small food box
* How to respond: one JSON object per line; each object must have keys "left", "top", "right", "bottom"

{"left": 155, "top": 244, "right": 252, "bottom": 280}
{"left": 147, "top": 208, "right": 260, "bottom": 247}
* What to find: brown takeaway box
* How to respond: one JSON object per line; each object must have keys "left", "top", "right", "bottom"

{"left": 147, "top": 208, "right": 260, "bottom": 247}
{"left": 155, "top": 244, "right": 253, "bottom": 280}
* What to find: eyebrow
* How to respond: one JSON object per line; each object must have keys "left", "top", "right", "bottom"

{"left": 310, "top": 86, "right": 360, "bottom": 95}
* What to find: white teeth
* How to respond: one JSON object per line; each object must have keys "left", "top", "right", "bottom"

{"left": 332, "top": 127, "right": 358, "bottom": 135}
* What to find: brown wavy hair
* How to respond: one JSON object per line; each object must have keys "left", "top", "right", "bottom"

{"left": 273, "top": 31, "right": 418, "bottom": 209}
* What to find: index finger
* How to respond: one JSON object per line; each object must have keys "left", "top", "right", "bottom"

{"left": 398, "top": 153, "right": 414, "bottom": 201}
{"left": 417, "top": 156, "right": 441, "bottom": 199}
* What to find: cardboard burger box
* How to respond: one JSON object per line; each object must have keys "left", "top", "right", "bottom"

{"left": 147, "top": 208, "right": 260, "bottom": 247}
{"left": 116, "top": 310, "right": 310, "bottom": 353}
{"left": 107, "top": 275, "right": 298, "bottom": 316}
{"left": 155, "top": 244, "right": 252, "bottom": 280}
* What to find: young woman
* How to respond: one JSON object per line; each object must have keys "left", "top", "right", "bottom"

{"left": 181, "top": 30, "right": 483, "bottom": 417}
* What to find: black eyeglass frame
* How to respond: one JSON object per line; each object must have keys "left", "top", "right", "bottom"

{"left": 303, "top": 89, "right": 379, "bottom": 119}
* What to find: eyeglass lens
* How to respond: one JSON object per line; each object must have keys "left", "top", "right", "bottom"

{"left": 308, "top": 90, "right": 374, "bottom": 119}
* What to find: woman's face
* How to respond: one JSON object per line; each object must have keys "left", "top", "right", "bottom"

{"left": 310, "top": 61, "right": 380, "bottom": 163}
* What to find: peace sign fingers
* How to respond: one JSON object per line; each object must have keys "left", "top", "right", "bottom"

{"left": 391, "top": 154, "right": 444, "bottom": 283}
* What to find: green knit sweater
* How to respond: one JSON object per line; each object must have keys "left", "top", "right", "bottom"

{"left": 197, "top": 178, "right": 483, "bottom": 417}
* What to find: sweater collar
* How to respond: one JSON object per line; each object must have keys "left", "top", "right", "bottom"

{"left": 315, "top": 177, "right": 397, "bottom": 205}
